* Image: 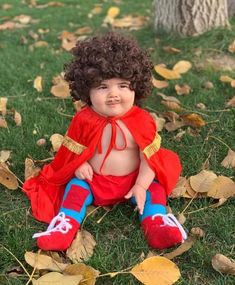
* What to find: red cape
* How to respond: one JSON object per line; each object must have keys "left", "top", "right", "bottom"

{"left": 23, "top": 106, "right": 182, "bottom": 223}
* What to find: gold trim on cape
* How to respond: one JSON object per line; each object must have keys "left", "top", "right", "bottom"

{"left": 63, "top": 136, "right": 86, "bottom": 154}
{"left": 143, "top": 133, "right": 161, "bottom": 158}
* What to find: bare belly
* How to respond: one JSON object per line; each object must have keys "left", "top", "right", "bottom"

{"left": 89, "top": 148, "right": 140, "bottom": 176}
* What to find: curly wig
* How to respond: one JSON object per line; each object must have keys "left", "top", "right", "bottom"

{"left": 64, "top": 32, "right": 153, "bottom": 105}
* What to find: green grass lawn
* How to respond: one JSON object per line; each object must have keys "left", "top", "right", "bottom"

{"left": 0, "top": 1, "right": 235, "bottom": 284}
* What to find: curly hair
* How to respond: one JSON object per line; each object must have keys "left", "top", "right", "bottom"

{"left": 64, "top": 32, "right": 153, "bottom": 106}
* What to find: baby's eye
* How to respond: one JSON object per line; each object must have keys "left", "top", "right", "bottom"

{"left": 97, "top": 85, "right": 107, "bottom": 90}
{"left": 120, "top": 84, "right": 129, "bottom": 88}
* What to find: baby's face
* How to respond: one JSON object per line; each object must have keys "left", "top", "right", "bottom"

{"left": 89, "top": 78, "right": 135, "bottom": 117}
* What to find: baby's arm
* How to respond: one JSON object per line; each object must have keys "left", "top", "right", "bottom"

{"left": 125, "top": 152, "right": 155, "bottom": 214}
{"left": 75, "top": 161, "right": 93, "bottom": 181}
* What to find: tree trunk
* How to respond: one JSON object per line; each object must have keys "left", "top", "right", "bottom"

{"left": 153, "top": 0, "right": 230, "bottom": 36}
{"left": 228, "top": 0, "right": 235, "bottom": 17}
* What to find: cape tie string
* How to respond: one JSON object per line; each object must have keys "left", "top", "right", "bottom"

{"left": 97, "top": 118, "right": 127, "bottom": 173}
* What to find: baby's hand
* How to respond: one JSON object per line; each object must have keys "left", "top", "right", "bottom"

{"left": 75, "top": 162, "right": 93, "bottom": 181}
{"left": 125, "top": 184, "right": 146, "bottom": 215}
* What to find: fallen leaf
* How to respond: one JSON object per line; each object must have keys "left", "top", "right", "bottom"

{"left": 175, "top": 84, "right": 191, "bottom": 95}
{"left": 0, "top": 162, "right": 19, "bottom": 190}
{"left": 231, "top": 80, "right": 235, "bottom": 87}
{"left": 157, "top": 92, "right": 181, "bottom": 104}
{"left": 14, "top": 109, "right": 22, "bottom": 126}
{"left": 50, "top": 73, "right": 70, "bottom": 99}
{"left": 14, "top": 15, "right": 32, "bottom": 24}
{"left": 219, "top": 75, "right": 234, "bottom": 83}
{"left": 152, "top": 77, "right": 169, "bottom": 89}
{"left": 73, "top": 100, "right": 87, "bottom": 112}
{"left": 212, "top": 254, "right": 235, "bottom": 275}
{"left": 2, "top": 4, "right": 12, "bottom": 10}
{"left": 174, "top": 130, "right": 186, "bottom": 141}
{"left": 210, "top": 198, "right": 228, "bottom": 208}
{"left": 154, "top": 65, "right": 181, "bottom": 80}
{"left": 161, "top": 100, "right": 183, "bottom": 112}
{"left": 50, "top": 133, "right": 64, "bottom": 152}
{"left": 162, "top": 46, "right": 181, "bottom": 53}
{"left": 196, "top": 103, "right": 206, "bottom": 110}
{"left": 177, "top": 213, "right": 186, "bottom": 225}
{"left": 181, "top": 113, "right": 206, "bottom": 127}
{"left": 112, "top": 15, "right": 148, "bottom": 30}
{"left": 36, "top": 138, "right": 46, "bottom": 146}
{"left": 107, "top": 6, "right": 120, "bottom": 18}
{"left": 190, "top": 227, "right": 205, "bottom": 238}
{"left": 164, "top": 236, "right": 195, "bottom": 260}
{"left": 130, "top": 256, "right": 181, "bottom": 285}
{"left": 203, "top": 81, "right": 214, "bottom": 89}
{"left": 226, "top": 96, "right": 235, "bottom": 107}
{"left": 24, "top": 251, "right": 68, "bottom": 272}
{"left": 164, "top": 120, "right": 186, "bottom": 132}
{"left": 32, "top": 272, "right": 82, "bottom": 285}
{"left": 161, "top": 111, "right": 180, "bottom": 122}
{"left": 189, "top": 170, "right": 217, "bottom": 193}
{"left": 0, "top": 118, "right": 8, "bottom": 128}
{"left": 221, "top": 149, "right": 235, "bottom": 168}
{"left": 0, "top": 150, "right": 11, "bottom": 163}
{"left": 173, "top": 60, "right": 192, "bottom": 74}
{"left": 75, "top": 26, "right": 92, "bottom": 35}
{"left": 228, "top": 40, "right": 235, "bottom": 53}
{"left": 33, "top": 76, "right": 43, "bottom": 92}
{"left": 0, "top": 97, "right": 8, "bottom": 116}
{"left": 184, "top": 179, "right": 198, "bottom": 198}
{"left": 24, "top": 158, "right": 41, "bottom": 180}
{"left": 64, "top": 263, "right": 100, "bottom": 285}
{"left": 149, "top": 113, "right": 166, "bottom": 132}
{"left": 207, "top": 176, "right": 235, "bottom": 199}
{"left": 66, "top": 230, "right": 96, "bottom": 263}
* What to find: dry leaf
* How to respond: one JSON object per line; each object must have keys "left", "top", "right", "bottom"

{"left": 221, "top": 149, "right": 235, "bottom": 168}
{"left": 0, "top": 150, "right": 11, "bottom": 163}
{"left": 152, "top": 77, "right": 169, "bottom": 89}
{"left": 162, "top": 46, "right": 181, "bottom": 53}
{"left": 161, "top": 111, "right": 180, "bottom": 122}
{"left": 203, "top": 81, "right": 214, "bottom": 89}
{"left": 184, "top": 179, "right": 198, "bottom": 198}
{"left": 175, "top": 84, "right": 191, "bottom": 95}
{"left": 75, "top": 26, "right": 92, "bottom": 35}
{"left": 149, "top": 113, "right": 166, "bottom": 132}
{"left": 33, "top": 76, "right": 43, "bottom": 92}
{"left": 107, "top": 6, "right": 120, "bottom": 18}
{"left": 190, "top": 227, "right": 205, "bottom": 238}
{"left": 36, "top": 138, "right": 46, "bottom": 146}
{"left": 32, "top": 272, "right": 82, "bottom": 285}
{"left": 73, "top": 100, "right": 87, "bottom": 112}
{"left": 174, "top": 130, "right": 186, "bottom": 141}
{"left": 177, "top": 213, "right": 186, "bottom": 225}
{"left": 130, "top": 256, "right": 181, "bottom": 285}
{"left": 196, "top": 103, "right": 206, "bottom": 110}
{"left": 14, "top": 110, "right": 22, "bottom": 126}
{"left": 51, "top": 74, "right": 70, "bottom": 99}
{"left": 173, "top": 60, "right": 192, "bottom": 74}
{"left": 112, "top": 15, "right": 148, "bottom": 30}
{"left": 231, "top": 80, "right": 235, "bottom": 88}
{"left": 164, "top": 121, "right": 186, "bottom": 132}
{"left": 228, "top": 40, "right": 235, "bottom": 53}
{"left": 163, "top": 236, "right": 195, "bottom": 260}
{"left": 207, "top": 176, "right": 235, "bottom": 199}
{"left": 212, "top": 254, "right": 235, "bottom": 275}
{"left": 181, "top": 113, "right": 206, "bottom": 128}
{"left": 66, "top": 230, "right": 96, "bottom": 262}
{"left": 64, "top": 263, "right": 100, "bottom": 285}
{"left": 0, "top": 162, "right": 19, "bottom": 190}
{"left": 24, "top": 158, "right": 41, "bottom": 180}
{"left": 0, "top": 97, "right": 8, "bottom": 116}
{"left": 50, "top": 133, "right": 64, "bottom": 152}
{"left": 189, "top": 170, "right": 217, "bottom": 193}
{"left": 161, "top": 100, "right": 183, "bottom": 112}
{"left": 24, "top": 251, "right": 68, "bottom": 272}
{"left": 154, "top": 65, "right": 181, "bottom": 80}
{"left": 0, "top": 118, "right": 8, "bottom": 128}
{"left": 210, "top": 198, "right": 228, "bottom": 208}
{"left": 157, "top": 92, "right": 181, "bottom": 104}
{"left": 219, "top": 75, "right": 234, "bottom": 83}
{"left": 226, "top": 96, "right": 235, "bottom": 107}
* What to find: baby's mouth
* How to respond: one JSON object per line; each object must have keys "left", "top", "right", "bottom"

{"left": 106, "top": 100, "right": 120, "bottom": 105}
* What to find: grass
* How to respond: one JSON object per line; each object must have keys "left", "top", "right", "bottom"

{"left": 0, "top": 0, "right": 235, "bottom": 284}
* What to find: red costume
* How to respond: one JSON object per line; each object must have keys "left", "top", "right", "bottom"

{"left": 23, "top": 106, "right": 182, "bottom": 224}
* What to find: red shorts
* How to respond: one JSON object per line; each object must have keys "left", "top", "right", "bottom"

{"left": 87, "top": 169, "right": 139, "bottom": 206}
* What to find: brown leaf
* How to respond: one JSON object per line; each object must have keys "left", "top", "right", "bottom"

{"left": 219, "top": 75, "right": 234, "bottom": 83}
{"left": 32, "top": 272, "right": 82, "bottom": 285}
{"left": 75, "top": 26, "right": 93, "bottom": 35}
{"left": 157, "top": 92, "right": 181, "bottom": 104}
{"left": 0, "top": 97, "right": 8, "bottom": 116}
{"left": 164, "top": 120, "right": 186, "bottom": 132}
{"left": 14, "top": 109, "right": 22, "bottom": 126}
{"left": 207, "top": 176, "right": 235, "bottom": 199}
{"left": 190, "top": 227, "right": 205, "bottom": 238}
{"left": 177, "top": 213, "right": 186, "bottom": 225}
{"left": 163, "top": 236, "right": 195, "bottom": 260}
{"left": 50, "top": 77, "right": 70, "bottom": 99}
{"left": 181, "top": 113, "right": 206, "bottom": 127}
{"left": 152, "top": 77, "right": 169, "bottom": 89}
{"left": 66, "top": 230, "right": 96, "bottom": 263}
{"left": 228, "top": 40, "right": 235, "bottom": 53}
{"left": 154, "top": 65, "right": 181, "bottom": 80}
{"left": 112, "top": 15, "right": 148, "bottom": 30}
{"left": 33, "top": 76, "right": 43, "bottom": 92}
{"left": 161, "top": 100, "right": 183, "bottom": 112}
{"left": 0, "top": 162, "right": 19, "bottom": 190}
{"left": 63, "top": 263, "right": 100, "bottom": 285}
{"left": 212, "top": 254, "right": 235, "bottom": 275}
{"left": 149, "top": 113, "right": 166, "bottom": 132}
{"left": 175, "top": 84, "right": 191, "bottom": 95}
{"left": 170, "top": 177, "right": 187, "bottom": 198}
{"left": 24, "top": 158, "right": 41, "bottom": 180}
{"left": 50, "top": 133, "right": 64, "bottom": 152}
{"left": 162, "top": 46, "right": 181, "bottom": 53}
{"left": 226, "top": 96, "right": 235, "bottom": 107}
{"left": 13, "top": 15, "right": 32, "bottom": 24}
{"left": 0, "top": 150, "right": 11, "bottom": 163}
{"left": 231, "top": 80, "right": 235, "bottom": 88}
{"left": 24, "top": 251, "right": 68, "bottom": 272}
{"left": 107, "top": 6, "right": 120, "bottom": 18}
{"left": 221, "top": 149, "right": 235, "bottom": 168}
{"left": 189, "top": 170, "right": 217, "bottom": 193}
{"left": 196, "top": 103, "right": 206, "bottom": 110}
{"left": 130, "top": 256, "right": 181, "bottom": 285}
{"left": 161, "top": 111, "right": 180, "bottom": 122}
{"left": 0, "top": 118, "right": 8, "bottom": 128}
{"left": 172, "top": 60, "right": 192, "bottom": 74}
{"left": 202, "top": 81, "right": 214, "bottom": 89}
{"left": 73, "top": 100, "right": 87, "bottom": 112}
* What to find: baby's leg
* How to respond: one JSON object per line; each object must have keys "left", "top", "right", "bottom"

{"left": 139, "top": 181, "right": 187, "bottom": 249}
{"left": 35, "top": 178, "right": 93, "bottom": 251}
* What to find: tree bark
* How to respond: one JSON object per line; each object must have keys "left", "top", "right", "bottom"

{"left": 153, "top": 0, "right": 230, "bottom": 36}
{"left": 228, "top": 0, "right": 235, "bottom": 17}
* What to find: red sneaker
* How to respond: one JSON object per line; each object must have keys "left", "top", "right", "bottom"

{"left": 142, "top": 214, "right": 187, "bottom": 250}
{"left": 33, "top": 212, "right": 80, "bottom": 251}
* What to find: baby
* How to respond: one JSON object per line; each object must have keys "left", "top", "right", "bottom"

{"left": 23, "top": 32, "right": 187, "bottom": 251}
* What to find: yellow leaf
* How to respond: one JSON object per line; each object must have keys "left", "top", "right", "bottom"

{"left": 231, "top": 80, "right": 235, "bottom": 87}
{"left": 0, "top": 150, "right": 11, "bottom": 163}
{"left": 189, "top": 170, "right": 217, "bottom": 193}
{"left": 50, "top": 83, "right": 70, "bottom": 99}
{"left": 0, "top": 97, "right": 8, "bottom": 116}
{"left": 75, "top": 26, "right": 93, "bottom": 35}
{"left": 162, "top": 46, "right": 181, "bottom": 53}
{"left": 14, "top": 109, "right": 22, "bottom": 126}
{"left": 154, "top": 65, "right": 181, "bottom": 80}
{"left": 161, "top": 100, "right": 183, "bottom": 112}
{"left": 226, "top": 96, "right": 235, "bottom": 107}
{"left": 173, "top": 60, "right": 192, "bottom": 74}
{"left": 221, "top": 148, "right": 235, "bottom": 169}
{"left": 24, "top": 251, "right": 68, "bottom": 272}
{"left": 175, "top": 84, "right": 191, "bottom": 95}
{"left": 66, "top": 230, "right": 96, "bottom": 263}
{"left": 0, "top": 118, "right": 8, "bottom": 128}
{"left": 207, "top": 176, "right": 235, "bottom": 199}
{"left": 33, "top": 76, "right": 43, "bottom": 92}
{"left": 50, "top": 133, "right": 64, "bottom": 152}
{"left": 181, "top": 113, "right": 206, "bottom": 127}
{"left": 212, "top": 254, "right": 235, "bottom": 275}
{"left": 0, "top": 162, "right": 18, "bottom": 190}
{"left": 32, "top": 272, "right": 82, "bottom": 285}
{"left": 112, "top": 15, "right": 147, "bottom": 29}
{"left": 63, "top": 263, "right": 100, "bottom": 285}
{"left": 107, "top": 7, "right": 120, "bottom": 18}
{"left": 130, "top": 256, "right": 181, "bottom": 285}
{"left": 228, "top": 40, "right": 235, "bottom": 53}
{"left": 152, "top": 77, "right": 169, "bottom": 89}
{"left": 219, "top": 75, "right": 234, "bottom": 83}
